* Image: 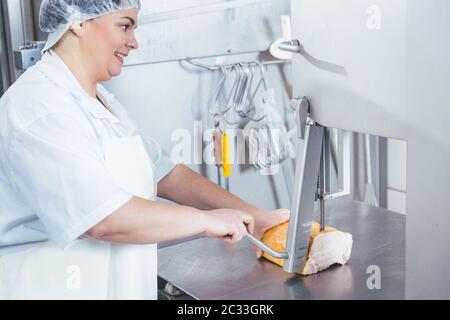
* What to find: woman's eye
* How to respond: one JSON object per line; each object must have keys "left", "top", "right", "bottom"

{"left": 121, "top": 25, "right": 130, "bottom": 31}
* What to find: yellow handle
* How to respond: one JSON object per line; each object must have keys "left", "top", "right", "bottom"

{"left": 222, "top": 132, "right": 231, "bottom": 177}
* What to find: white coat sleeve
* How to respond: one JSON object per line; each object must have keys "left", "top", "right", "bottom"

{"left": 7, "top": 112, "right": 133, "bottom": 249}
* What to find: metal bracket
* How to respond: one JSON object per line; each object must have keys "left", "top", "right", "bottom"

{"left": 246, "top": 234, "right": 288, "bottom": 259}
{"left": 291, "top": 96, "right": 310, "bottom": 139}
{"left": 279, "top": 39, "right": 302, "bottom": 53}
{"left": 244, "top": 97, "right": 326, "bottom": 274}
{"left": 284, "top": 121, "right": 324, "bottom": 273}
{"left": 14, "top": 41, "right": 45, "bottom": 70}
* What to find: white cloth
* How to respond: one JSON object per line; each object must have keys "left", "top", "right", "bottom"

{"left": 104, "top": 135, "right": 158, "bottom": 300}
{"left": 0, "top": 50, "right": 175, "bottom": 254}
{"left": 0, "top": 135, "right": 158, "bottom": 299}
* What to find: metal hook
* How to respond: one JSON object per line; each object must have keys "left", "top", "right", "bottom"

{"left": 242, "top": 63, "right": 255, "bottom": 117}
{"left": 234, "top": 64, "right": 245, "bottom": 117}
{"left": 222, "top": 65, "right": 239, "bottom": 115}
{"left": 207, "top": 67, "right": 227, "bottom": 116}
{"left": 225, "top": 63, "right": 265, "bottom": 124}
{"left": 231, "top": 64, "right": 245, "bottom": 116}
{"left": 235, "top": 63, "right": 253, "bottom": 118}
{"left": 223, "top": 110, "right": 242, "bottom": 126}
{"left": 244, "top": 61, "right": 269, "bottom": 122}
{"left": 249, "top": 60, "right": 269, "bottom": 103}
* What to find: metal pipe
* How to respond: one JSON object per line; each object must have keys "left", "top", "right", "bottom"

{"left": 278, "top": 40, "right": 302, "bottom": 53}
{"left": 20, "top": 0, "right": 35, "bottom": 43}
{"left": 217, "top": 167, "right": 222, "bottom": 187}
{"left": 139, "top": 0, "right": 273, "bottom": 25}
{"left": 225, "top": 177, "right": 230, "bottom": 191}
{"left": 319, "top": 128, "right": 329, "bottom": 231}
{"left": 245, "top": 234, "right": 289, "bottom": 260}
{"left": 319, "top": 136, "right": 326, "bottom": 232}
{"left": 0, "top": 2, "right": 12, "bottom": 94}
{"left": 185, "top": 57, "right": 289, "bottom": 71}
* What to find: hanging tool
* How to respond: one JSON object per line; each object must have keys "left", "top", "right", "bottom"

{"left": 213, "top": 125, "right": 223, "bottom": 187}
{"left": 222, "top": 132, "right": 231, "bottom": 191}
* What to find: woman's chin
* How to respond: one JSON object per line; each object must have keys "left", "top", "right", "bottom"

{"left": 107, "top": 68, "right": 122, "bottom": 79}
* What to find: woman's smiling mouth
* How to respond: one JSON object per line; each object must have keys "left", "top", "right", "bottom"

{"left": 113, "top": 51, "right": 127, "bottom": 63}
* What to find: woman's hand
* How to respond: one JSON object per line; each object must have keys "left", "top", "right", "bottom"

{"left": 203, "top": 209, "right": 255, "bottom": 244}
{"left": 252, "top": 209, "right": 290, "bottom": 258}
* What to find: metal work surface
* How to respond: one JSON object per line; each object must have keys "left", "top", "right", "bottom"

{"left": 158, "top": 199, "right": 405, "bottom": 300}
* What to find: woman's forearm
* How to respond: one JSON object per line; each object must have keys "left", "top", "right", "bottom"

{"left": 157, "top": 165, "right": 266, "bottom": 219}
{"left": 87, "top": 196, "right": 209, "bottom": 244}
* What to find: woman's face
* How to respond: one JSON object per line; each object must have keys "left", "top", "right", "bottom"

{"left": 82, "top": 8, "right": 139, "bottom": 81}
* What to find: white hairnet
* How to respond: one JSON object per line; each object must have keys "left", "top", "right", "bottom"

{"left": 39, "top": 0, "right": 141, "bottom": 33}
{"left": 39, "top": 0, "right": 141, "bottom": 52}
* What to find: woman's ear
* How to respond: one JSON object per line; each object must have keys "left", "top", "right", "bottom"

{"left": 69, "top": 22, "right": 84, "bottom": 37}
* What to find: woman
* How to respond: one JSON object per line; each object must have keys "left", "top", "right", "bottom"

{"left": 0, "top": 0, "right": 289, "bottom": 299}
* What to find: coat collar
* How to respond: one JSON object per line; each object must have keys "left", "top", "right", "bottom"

{"left": 36, "top": 50, "right": 120, "bottom": 124}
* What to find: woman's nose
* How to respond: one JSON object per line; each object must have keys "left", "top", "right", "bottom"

{"left": 128, "top": 35, "right": 139, "bottom": 50}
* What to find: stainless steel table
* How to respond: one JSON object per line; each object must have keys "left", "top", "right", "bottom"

{"left": 158, "top": 199, "right": 405, "bottom": 300}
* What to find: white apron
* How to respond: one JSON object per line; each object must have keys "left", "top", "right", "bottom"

{"left": 0, "top": 136, "right": 158, "bottom": 300}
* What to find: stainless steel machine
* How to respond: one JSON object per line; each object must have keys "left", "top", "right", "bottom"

{"left": 289, "top": 0, "right": 450, "bottom": 299}
{"left": 158, "top": 0, "right": 450, "bottom": 300}
{"left": 244, "top": 96, "right": 346, "bottom": 273}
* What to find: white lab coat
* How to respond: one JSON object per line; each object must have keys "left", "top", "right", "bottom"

{"left": 0, "top": 50, "right": 175, "bottom": 299}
